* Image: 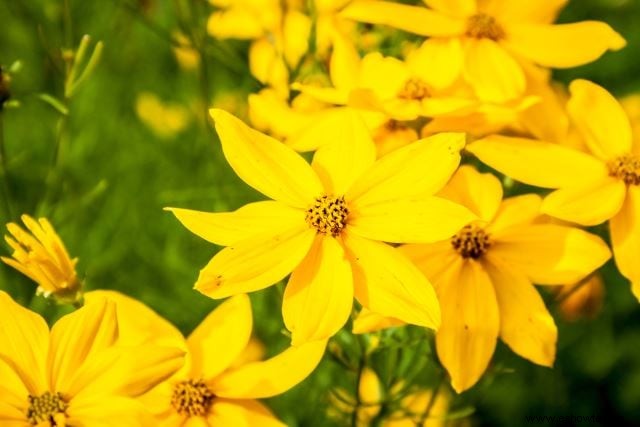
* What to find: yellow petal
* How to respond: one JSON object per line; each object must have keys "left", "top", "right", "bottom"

{"left": 48, "top": 298, "right": 118, "bottom": 395}
{"left": 283, "top": 236, "right": 354, "bottom": 345}
{"left": 484, "top": 255, "right": 557, "bottom": 367}
{"left": 311, "top": 109, "right": 376, "bottom": 195}
{"left": 438, "top": 165, "right": 503, "bottom": 222}
{"left": 409, "top": 38, "right": 463, "bottom": 90}
{"left": 187, "top": 295, "right": 253, "bottom": 380}
{"left": 487, "top": 194, "right": 542, "bottom": 234}
{"left": 398, "top": 240, "right": 459, "bottom": 283}
{"left": 212, "top": 340, "right": 326, "bottom": 398}
{"left": 67, "top": 395, "right": 152, "bottom": 427}
{"left": 166, "top": 202, "right": 304, "bottom": 246}
{"left": 357, "top": 53, "right": 409, "bottom": 101}
{"left": 248, "top": 89, "right": 317, "bottom": 140}
{"left": 0, "top": 291, "right": 48, "bottom": 395}
{"left": 0, "top": 399, "right": 24, "bottom": 425}
{"left": 210, "top": 109, "right": 323, "bottom": 208}
{"left": 610, "top": 186, "right": 640, "bottom": 301}
{"left": 352, "top": 308, "right": 405, "bottom": 334}
{"left": 195, "top": 227, "right": 316, "bottom": 299}
{"left": 542, "top": 178, "right": 626, "bottom": 226}
{"left": 349, "top": 196, "right": 476, "bottom": 243}
{"left": 467, "top": 135, "right": 608, "bottom": 189}
{"left": 463, "top": 39, "right": 525, "bottom": 103}
{"left": 344, "top": 232, "right": 440, "bottom": 329}
{"left": 492, "top": 0, "right": 567, "bottom": 24}
{"left": 505, "top": 22, "right": 626, "bottom": 68}
{"left": 0, "top": 357, "right": 29, "bottom": 412}
{"left": 282, "top": 11, "right": 311, "bottom": 67}
{"left": 330, "top": 31, "right": 360, "bottom": 92}
{"left": 423, "top": 0, "right": 475, "bottom": 17}
{"left": 436, "top": 259, "right": 499, "bottom": 393}
{"left": 249, "top": 39, "right": 290, "bottom": 98}
{"left": 207, "top": 10, "right": 265, "bottom": 39}
{"left": 567, "top": 79, "right": 633, "bottom": 160}
{"left": 208, "top": 399, "right": 285, "bottom": 427}
{"left": 347, "top": 133, "right": 466, "bottom": 207}
{"left": 491, "top": 224, "right": 611, "bottom": 285}
{"left": 341, "top": 1, "right": 466, "bottom": 37}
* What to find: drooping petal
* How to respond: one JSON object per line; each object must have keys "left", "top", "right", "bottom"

{"left": 438, "top": 165, "right": 503, "bottom": 222}
{"left": 187, "top": 295, "right": 253, "bottom": 380}
{"left": 409, "top": 38, "right": 464, "bottom": 90}
{"left": 347, "top": 133, "right": 465, "bottom": 206}
{"left": 483, "top": 255, "right": 557, "bottom": 367}
{"left": 208, "top": 399, "right": 285, "bottom": 427}
{"left": 436, "top": 259, "right": 500, "bottom": 393}
{"left": 491, "top": 224, "right": 611, "bottom": 285}
{"left": 352, "top": 308, "right": 405, "bottom": 334}
{"left": 212, "top": 340, "right": 326, "bottom": 398}
{"left": 344, "top": 232, "right": 441, "bottom": 329}
{"left": 0, "top": 291, "right": 48, "bottom": 395}
{"left": 330, "top": 31, "right": 361, "bottom": 92}
{"left": 567, "top": 79, "right": 633, "bottom": 160}
{"left": 423, "top": 0, "right": 475, "bottom": 18}
{"left": 166, "top": 202, "right": 305, "bottom": 246}
{"left": 283, "top": 236, "right": 354, "bottom": 345}
{"left": 542, "top": 178, "right": 626, "bottom": 226}
{"left": 311, "top": 109, "right": 376, "bottom": 195}
{"left": 504, "top": 22, "right": 626, "bottom": 69}
{"left": 467, "top": 135, "right": 608, "bottom": 189}
{"left": 463, "top": 39, "right": 526, "bottom": 103}
{"left": 341, "top": 1, "right": 466, "bottom": 37}
{"left": 210, "top": 109, "right": 323, "bottom": 208}
{"left": 195, "top": 227, "right": 316, "bottom": 299}
{"left": 348, "top": 197, "right": 476, "bottom": 244}
{"left": 487, "top": 194, "right": 542, "bottom": 234}
{"left": 610, "top": 186, "right": 640, "bottom": 301}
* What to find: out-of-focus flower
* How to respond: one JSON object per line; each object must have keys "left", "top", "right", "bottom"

{"left": 0, "top": 291, "right": 184, "bottom": 425}
{"left": 384, "top": 388, "right": 451, "bottom": 427}
{"left": 141, "top": 294, "right": 326, "bottom": 425}
{"left": 168, "top": 109, "right": 475, "bottom": 344}
{"left": 2, "top": 215, "right": 81, "bottom": 303}
{"left": 0, "top": 66, "right": 11, "bottom": 110}
{"left": 342, "top": 0, "right": 625, "bottom": 103}
{"left": 135, "top": 92, "right": 190, "bottom": 139}
{"left": 469, "top": 80, "right": 640, "bottom": 301}
{"left": 397, "top": 166, "right": 610, "bottom": 392}
{"left": 172, "top": 32, "right": 200, "bottom": 71}
{"left": 328, "top": 367, "right": 382, "bottom": 426}
{"left": 555, "top": 275, "right": 605, "bottom": 322}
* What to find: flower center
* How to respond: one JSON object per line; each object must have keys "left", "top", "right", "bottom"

{"left": 451, "top": 224, "right": 491, "bottom": 259}
{"left": 305, "top": 195, "right": 349, "bottom": 237}
{"left": 397, "top": 78, "right": 431, "bottom": 100}
{"left": 27, "top": 391, "right": 68, "bottom": 426}
{"left": 171, "top": 379, "right": 216, "bottom": 417}
{"left": 465, "top": 13, "right": 505, "bottom": 41}
{"left": 608, "top": 153, "right": 640, "bottom": 185}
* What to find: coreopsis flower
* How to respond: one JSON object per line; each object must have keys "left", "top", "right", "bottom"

{"left": 328, "top": 367, "right": 381, "bottom": 426}
{"left": 384, "top": 388, "right": 450, "bottom": 427}
{"left": 468, "top": 80, "right": 640, "bottom": 301}
{"left": 135, "top": 92, "right": 190, "bottom": 139}
{"left": 390, "top": 166, "right": 609, "bottom": 392}
{"left": 140, "top": 294, "right": 326, "bottom": 425}
{"left": 169, "top": 108, "right": 476, "bottom": 344}
{"left": 341, "top": 0, "right": 625, "bottom": 103}
{"left": 2, "top": 215, "right": 81, "bottom": 303}
{"left": 0, "top": 291, "right": 184, "bottom": 425}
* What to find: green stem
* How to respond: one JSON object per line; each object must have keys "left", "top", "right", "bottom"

{"left": 0, "top": 114, "right": 13, "bottom": 221}
{"left": 351, "top": 336, "right": 367, "bottom": 427}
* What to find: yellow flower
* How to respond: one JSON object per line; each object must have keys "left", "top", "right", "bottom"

{"left": 555, "top": 275, "right": 605, "bottom": 322}
{"left": 140, "top": 294, "right": 326, "bottom": 425}
{"left": 468, "top": 79, "right": 640, "bottom": 301}
{"left": 135, "top": 92, "right": 190, "bottom": 139}
{"left": 0, "top": 291, "right": 184, "bottom": 426}
{"left": 396, "top": 166, "right": 610, "bottom": 392}
{"left": 342, "top": 0, "right": 625, "bottom": 103}
{"left": 2, "top": 215, "right": 81, "bottom": 303}
{"left": 168, "top": 108, "right": 476, "bottom": 344}
{"left": 328, "top": 367, "right": 382, "bottom": 426}
{"left": 171, "top": 32, "right": 200, "bottom": 71}
{"left": 384, "top": 389, "right": 450, "bottom": 427}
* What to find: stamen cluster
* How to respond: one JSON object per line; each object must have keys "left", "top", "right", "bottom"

{"left": 466, "top": 13, "right": 506, "bottom": 41}
{"left": 305, "top": 195, "right": 349, "bottom": 237}
{"left": 451, "top": 224, "right": 492, "bottom": 259}
{"left": 171, "top": 379, "right": 216, "bottom": 417}
{"left": 608, "top": 153, "right": 640, "bottom": 185}
{"left": 27, "top": 391, "right": 68, "bottom": 426}
{"left": 398, "top": 78, "right": 431, "bottom": 100}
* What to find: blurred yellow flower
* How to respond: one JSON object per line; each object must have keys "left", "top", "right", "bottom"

{"left": 398, "top": 166, "right": 610, "bottom": 392}
{"left": 556, "top": 275, "right": 605, "bottom": 322}
{"left": 342, "top": 0, "right": 625, "bottom": 103}
{"left": 0, "top": 291, "right": 184, "bottom": 425}
{"left": 172, "top": 32, "right": 200, "bottom": 71}
{"left": 469, "top": 80, "right": 640, "bottom": 301}
{"left": 328, "top": 367, "right": 382, "bottom": 426}
{"left": 135, "top": 92, "right": 190, "bottom": 139}
{"left": 2, "top": 215, "right": 81, "bottom": 303}
{"left": 384, "top": 388, "right": 451, "bottom": 427}
{"left": 168, "top": 108, "right": 475, "bottom": 344}
{"left": 140, "top": 294, "right": 326, "bottom": 425}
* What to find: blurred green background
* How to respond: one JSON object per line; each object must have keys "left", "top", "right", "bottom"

{"left": 1, "top": 0, "right": 640, "bottom": 426}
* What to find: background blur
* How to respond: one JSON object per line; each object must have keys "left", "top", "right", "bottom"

{"left": 1, "top": 0, "right": 640, "bottom": 426}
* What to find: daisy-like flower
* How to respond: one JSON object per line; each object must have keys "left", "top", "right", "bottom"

{"left": 358, "top": 166, "right": 610, "bottom": 392}
{"left": 168, "top": 108, "right": 476, "bottom": 345}
{"left": 139, "top": 294, "right": 326, "bottom": 426}
{"left": 0, "top": 291, "right": 185, "bottom": 426}
{"left": 341, "top": 0, "right": 625, "bottom": 103}
{"left": 2, "top": 215, "right": 81, "bottom": 303}
{"left": 468, "top": 80, "right": 640, "bottom": 301}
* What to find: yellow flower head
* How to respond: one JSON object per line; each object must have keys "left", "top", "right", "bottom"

{"left": 135, "top": 92, "right": 190, "bottom": 139}
{"left": 2, "top": 215, "right": 81, "bottom": 303}
{"left": 0, "top": 291, "right": 185, "bottom": 425}
{"left": 138, "top": 294, "right": 326, "bottom": 425}
{"left": 341, "top": 0, "right": 625, "bottom": 103}
{"left": 168, "top": 108, "right": 476, "bottom": 345}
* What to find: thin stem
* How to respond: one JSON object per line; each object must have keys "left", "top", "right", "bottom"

{"left": 0, "top": 114, "right": 13, "bottom": 220}
{"left": 351, "top": 336, "right": 367, "bottom": 427}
